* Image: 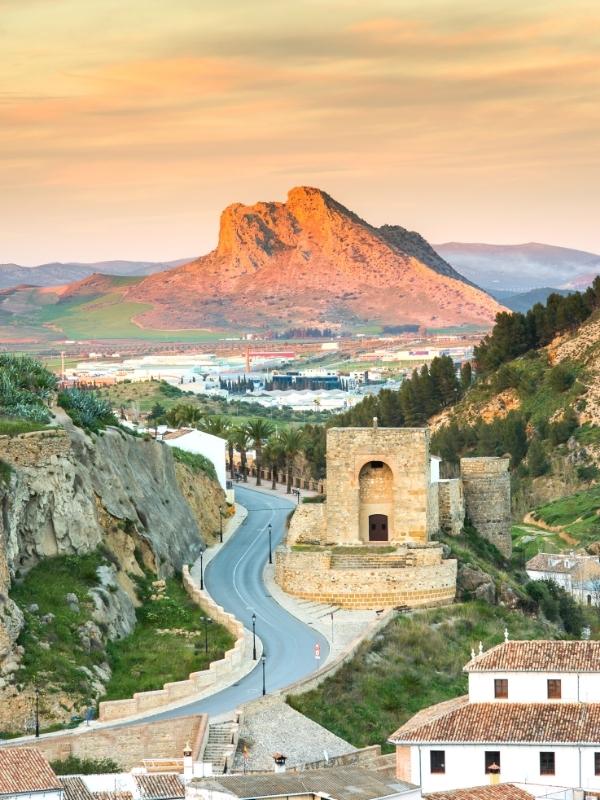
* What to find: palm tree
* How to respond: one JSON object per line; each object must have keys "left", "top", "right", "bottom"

{"left": 166, "top": 403, "right": 203, "bottom": 429}
{"left": 233, "top": 426, "right": 252, "bottom": 482}
{"left": 199, "top": 415, "right": 230, "bottom": 438}
{"left": 279, "top": 428, "right": 305, "bottom": 494}
{"left": 263, "top": 435, "right": 284, "bottom": 490}
{"left": 226, "top": 427, "right": 237, "bottom": 480}
{"left": 245, "top": 418, "right": 275, "bottom": 486}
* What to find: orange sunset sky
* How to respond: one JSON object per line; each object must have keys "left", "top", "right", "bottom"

{"left": 2, "top": 0, "right": 600, "bottom": 264}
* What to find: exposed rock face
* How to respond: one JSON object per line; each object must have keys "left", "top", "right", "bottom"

{"left": 0, "top": 424, "right": 224, "bottom": 718}
{"left": 3, "top": 426, "right": 205, "bottom": 578}
{"left": 126, "top": 186, "right": 504, "bottom": 331}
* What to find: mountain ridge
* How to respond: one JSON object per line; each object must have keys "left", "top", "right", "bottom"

{"left": 124, "top": 186, "right": 503, "bottom": 331}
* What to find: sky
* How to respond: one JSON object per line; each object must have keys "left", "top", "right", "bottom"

{"left": 1, "top": 0, "right": 600, "bottom": 264}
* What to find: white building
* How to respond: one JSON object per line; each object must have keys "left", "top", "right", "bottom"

{"left": 163, "top": 428, "right": 227, "bottom": 491}
{"left": 526, "top": 553, "right": 600, "bottom": 606}
{"left": 0, "top": 748, "right": 63, "bottom": 800}
{"left": 390, "top": 640, "right": 600, "bottom": 795}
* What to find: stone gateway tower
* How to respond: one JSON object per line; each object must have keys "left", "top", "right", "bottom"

{"left": 326, "top": 427, "right": 435, "bottom": 546}
{"left": 275, "top": 423, "right": 512, "bottom": 610}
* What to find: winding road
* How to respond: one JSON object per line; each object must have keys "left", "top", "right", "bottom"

{"left": 134, "top": 485, "right": 330, "bottom": 722}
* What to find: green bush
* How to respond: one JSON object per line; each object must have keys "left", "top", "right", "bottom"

{"left": 50, "top": 755, "right": 120, "bottom": 774}
{"left": 58, "top": 388, "right": 117, "bottom": 432}
{"left": 0, "top": 354, "right": 56, "bottom": 423}
{"left": 548, "top": 364, "right": 576, "bottom": 393}
{"left": 0, "top": 417, "right": 50, "bottom": 436}
{"left": 302, "top": 494, "right": 326, "bottom": 503}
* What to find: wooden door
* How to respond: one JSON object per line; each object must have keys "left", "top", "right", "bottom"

{"left": 369, "top": 514, "right": 388, "bottom": 541}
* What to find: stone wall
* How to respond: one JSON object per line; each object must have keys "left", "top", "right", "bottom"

{"left": 460, "top": 457, "right": 511, "bottom": 557}
{"left": 0, "top": 429, "right": 71, "bottom": 468}
{"left": 98, "top": 565, "right": 247, "bottom": 722}
{"left": 275, "top": 545, "right": 456, "bottom": 610}
{"left": 287, "top": 504, "right": 327, "bottom": 546}
{"left": 326, "top": 427, "right": 431, "bottom": 545}
{"left": 8, "top": 713, "right": 206, "bottom": 770}
{"left": 438, "top": 479, "right": 465, "bottom": 536}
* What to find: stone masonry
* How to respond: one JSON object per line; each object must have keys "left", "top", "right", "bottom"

{"left": 438, "top": 479, "right": 465, "bottom": 537}
{"left": 460, "top": 457, "right": 512, "bottom": 557}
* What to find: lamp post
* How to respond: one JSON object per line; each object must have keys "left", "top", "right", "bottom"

{"left": 201, "top": 616, "right": 212, "bottom": 654}
{"left": 252, "top": 613, "right": 257, "bottom": 660}
{"left": 261, "top": 654, "right": 266, "bottom": 696}
{"left": 267, "top": 523, "right": 272, "bottom": 565}
{"left": 199, "top": 548, "right": 205, "bottom": 591}
{"left": 34, "top": 686, "right": 40, "bottom": 738}
{"left": 219, "top": 510, "right": 224, "bottom": 544}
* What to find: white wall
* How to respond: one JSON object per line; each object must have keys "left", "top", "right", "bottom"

{"left": 164, "top": 430, "right": 227, "bottom": 491}
{"left": 3, "top": 793, "right": 62, "bottom": 800}
{"left": 410, "top": 743, "right": 600, "bottom": 794}
{"left": 468, "top": 671, "right": 600, "bottom": 703}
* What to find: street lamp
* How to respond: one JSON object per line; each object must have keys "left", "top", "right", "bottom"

{"left": 219, "top": 510, "right": 224, "bottom": 544}
{"left": 34, "top": 686, "right": 40, "bottom": 738}
{"left": 267, "top": 523, "right": 272, "bottom": 565}
{"left": 201, "top": 616, "right": 213, "bottom": 654}
{"left": 252, "top": 613, "right": 257, "bottom": 660}
{"left": 199, "top": 548, "right": 205, "bottom": 591}
{"left": 261, "top": 654, "right": 266, "bottom": 696}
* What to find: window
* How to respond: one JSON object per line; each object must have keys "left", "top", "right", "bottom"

{"left": 494, "top": 678, "right": 508, "bottom": 699}
{"left": 485, "top": 751, "right": 501, "bottom": 774}
{"left": 540, "top": 752, "right": 555, "bottom": 776}
{"left": 547, "top": 679, "right": 562, "bottom": 699}
{"left": 588, "top": 594, "right": 592, "bottom": 606}
{"left": 595, "top": 752, "right": 600, "bottom": 776}
{"left": 430, "top": 751, "right": 445, "bottom": 774}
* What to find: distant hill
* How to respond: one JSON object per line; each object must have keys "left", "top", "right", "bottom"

{"left": 491, "top": 287, "right": 572, "bottom": 313}
{"left": 436, "top": 242, "right": 600, "bottom": 292}
{"left": 124, "top": 186, "right": 503, "bottom": 331}
{"left": 0, "top": 258, "right": 191, "bottom": 290}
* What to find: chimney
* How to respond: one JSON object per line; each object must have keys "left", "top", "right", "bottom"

{"left": 273, "top": 753, "right": 287, "bottom": 773}
{"left": 183, "top": 741, "right": 193, "bottom": 780}
{"left": 488, "top": 763, "right": 500, "bottom": 786}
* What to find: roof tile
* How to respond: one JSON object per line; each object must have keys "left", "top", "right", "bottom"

{"left": 0, "top": 748, "right": 62, "bottom": 795}
{"left": 465, "top": 640, "right": 600, "bottom": 672}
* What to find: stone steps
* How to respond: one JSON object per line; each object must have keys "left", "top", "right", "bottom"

{"left": 203, "top": 721, "right": 237, "bottom": 774}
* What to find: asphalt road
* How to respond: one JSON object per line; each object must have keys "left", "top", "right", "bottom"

{"left": 134, "top": 485, "right": 330, "bottom": 722}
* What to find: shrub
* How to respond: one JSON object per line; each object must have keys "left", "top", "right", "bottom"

{"left": 50, "top": 755, "right": 120, "bottom": 774}
{"left": 548, "top": 364, "right": 576, "bottom": 393}
{"left": 302, "top": 494, "right": 326, "bottom": 503}
{"left": 58, "top": 389, "right": 117, "bottom": 432}
{"left": 0, "top": 354, "right": 56, "bottom": 423}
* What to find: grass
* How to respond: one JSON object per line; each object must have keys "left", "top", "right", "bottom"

{"left": 287, "top": 601, "right": 566, "bottom": 750}
{"left": 0, "top": 417, "right": 51, "bottom": 436}
{"left": 10, "top": 552, "right": 108, "bottom": 700}
{"left": 171, "top": 446, "right": 218, "bottom": 482}
{"left": 103, "top": 575, "right": 235, "bottom": 701}
{"left": 34, "top": 292, "right": 230, "bottom": 342}
{"left": 531, "top": 486, "right": 600, "bottom": 545}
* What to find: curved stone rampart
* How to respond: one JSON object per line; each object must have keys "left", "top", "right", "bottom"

{"left": 275, "top": 546, "right": 456, "bottom": 610}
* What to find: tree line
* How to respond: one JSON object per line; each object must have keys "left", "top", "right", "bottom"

{"left": 474, "top": 278, "right": 600, "bottom": 373}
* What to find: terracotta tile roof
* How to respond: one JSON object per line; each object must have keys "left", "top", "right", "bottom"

{"left": 93, "top": 793, "right": 132, "bottom": 800}
{"left": 60, "top": 778, "right": 94, "bottom": 800}
{"left": 526, "top": 553, "right": 576, "bottom": 573}
{"left": 191, "top": 766, "right": 416, "bottom": 800}
{"left": 390, "top": 702, "right": 600, "bottom": 744}
{"left": 464, "top": 640, "right": 600, "bottom": 672}
{"left": 135, "top": 775, "right": 184, "bottom": 800}
{"left": 0, "top": 748, "right": 62, "bottom": 795}
{"left": 425, "top": 786, "right": 534, "bottom": 800}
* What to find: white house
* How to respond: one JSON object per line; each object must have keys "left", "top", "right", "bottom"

{"left": 526, "top": 553, "right": 600, "bottom": 606}
{"left": 0, "top": 748, "right": 63, "bottom": 800}
{"left": 390, "top": 640, "right": 600, "bottom": 795}
{"left": 163, "top": 428, "right": 227, "bottom": 492}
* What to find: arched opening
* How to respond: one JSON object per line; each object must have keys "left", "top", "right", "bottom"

{"left": 359, "top": 460, "right": 393, "bottom": 543}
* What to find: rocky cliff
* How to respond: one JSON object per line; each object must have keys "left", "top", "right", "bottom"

{"left": 125, "top": 186, "right": 504, "bottom": 331}
{"left": 0, "top": 424, "right": 224, "bottom": 727}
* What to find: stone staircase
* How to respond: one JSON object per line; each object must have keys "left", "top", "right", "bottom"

{"left": 203, "top": 720, "right": 238, "bottom": 774}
